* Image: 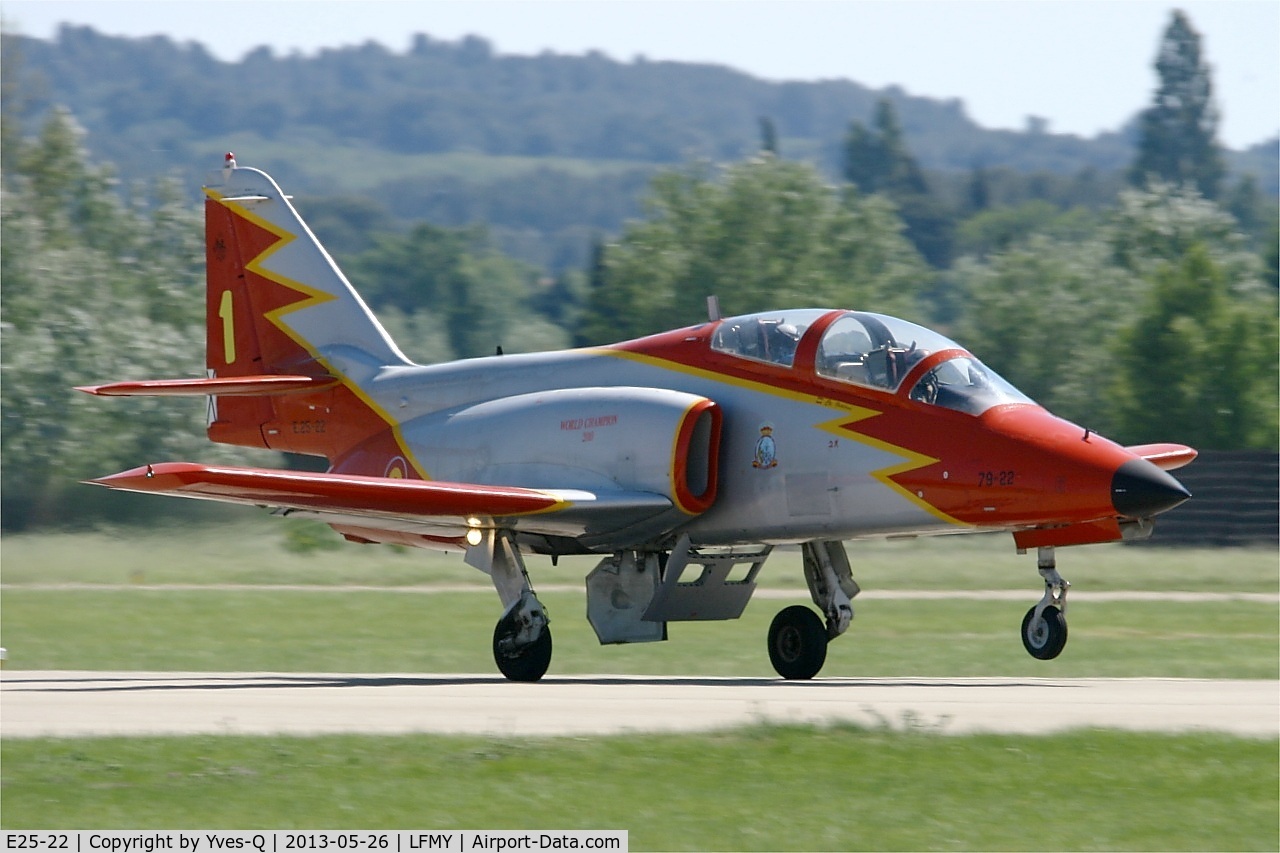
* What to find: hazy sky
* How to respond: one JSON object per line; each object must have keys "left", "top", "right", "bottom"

{"left": 5, "top": 0, "right": 1278, "bottom": 149}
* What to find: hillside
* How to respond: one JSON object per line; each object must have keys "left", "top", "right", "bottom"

{"left": 4, "top": 24, "right": 1275, "bottom": 272}
{"left": 8, "top": 25, "right": 1149, "bottom": 178}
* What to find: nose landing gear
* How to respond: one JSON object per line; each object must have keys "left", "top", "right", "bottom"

{"left": 1021, "top": 546, "right": 1069, "bottom": 660}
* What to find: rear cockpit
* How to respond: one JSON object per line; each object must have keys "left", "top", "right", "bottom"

{"left": 710, "top": 309, "right": 827, "bottom": 367}
{"left": 710, "top": 308, "right": 1034, "bottom": 415}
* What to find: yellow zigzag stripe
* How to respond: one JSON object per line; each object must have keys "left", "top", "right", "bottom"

{"left": 608, "top": 349, "right": 965, "bottom": 527}
{"left": 206, "top": 188, "right": 432, "bottom": 481}
{"left": 206, "top": 188, "right": 337, "bottom": 325}
{"left": 812, "top": 409, "right": 965, "bottom": 526}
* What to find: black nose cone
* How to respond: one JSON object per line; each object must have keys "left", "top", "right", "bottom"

{"left": 1112, "top": 458, "right": 1192, "bottom": 518}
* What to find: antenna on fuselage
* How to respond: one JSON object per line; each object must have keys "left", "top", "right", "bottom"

{"left": 707, "top": 295, "right": 722, "bottom": 322}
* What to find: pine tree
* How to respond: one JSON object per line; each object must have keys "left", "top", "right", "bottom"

{"left": 758, "top": 116, "right": 779, "bottom": 155}
{"left": 1129, "top": 10, "right": 1225, "bottom": 200}
{"left": 842, "top": 100, "right": 952, "bottom": 266}
{"left": 842, "top": 100, "right": 926, "bottom": 196}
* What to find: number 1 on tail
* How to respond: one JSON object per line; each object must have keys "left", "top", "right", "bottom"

{"left": 218, "top": 290, "right": 236, "bottom": 364}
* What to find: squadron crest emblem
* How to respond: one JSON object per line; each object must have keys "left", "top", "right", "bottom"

{"left": 752, "top": 424, "right": 778, "bottom": 469}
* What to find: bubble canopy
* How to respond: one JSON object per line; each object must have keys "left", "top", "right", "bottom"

{"left": 711, "top": 309, "right": 1033, "bottom": 416}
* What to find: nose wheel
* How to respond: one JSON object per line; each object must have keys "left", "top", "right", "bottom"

{"left": 1021, "top": 604, "right": 1068, "bottom": 659}
{"left": 1021, "top": 546, "right": 1069, "bottom": 660}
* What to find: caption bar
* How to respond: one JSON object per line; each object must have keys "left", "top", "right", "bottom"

{"left": 3, "top": 833, "right": 626, "bottom": 853}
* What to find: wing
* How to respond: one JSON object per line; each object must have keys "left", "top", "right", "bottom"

{"left": 87, "top": 462, "right": 675, "bottom": 548}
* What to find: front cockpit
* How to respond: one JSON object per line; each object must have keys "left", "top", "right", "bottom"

{"left": 710, "top": 309, "right": 1034, "bottom": 416}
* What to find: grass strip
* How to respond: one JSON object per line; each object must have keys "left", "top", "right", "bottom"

{"left": 3, "top": 527, "right": 1276, "bottom": 593}
{"left": 2, "top": 589, "right": 1276, "bottom": 678}
{"left": 2, "top": 725, "right": 1276, "bottom": 850}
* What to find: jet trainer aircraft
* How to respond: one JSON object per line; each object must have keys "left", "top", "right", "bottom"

{"left": 81, "top": 156, "right": 1195, "bottom": 681}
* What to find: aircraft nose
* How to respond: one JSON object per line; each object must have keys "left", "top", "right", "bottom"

{"left": 1111, "top": 458, "right": 1191, "bottom": 518}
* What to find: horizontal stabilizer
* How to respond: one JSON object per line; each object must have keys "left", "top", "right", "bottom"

{"left": 76, "top": 375, "right": 338, "bottom": 397}
{"left": 1126, "top": 443, "right": 1198, "bottom": 471}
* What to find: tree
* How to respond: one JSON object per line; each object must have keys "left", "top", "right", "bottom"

{"left": 952, "top": 178, "right": 1276, "bottom": 450}
{"left": 577, "top": 156, "right": 931, "bottom": 345}
{"left": 953, "top": 235, "right": 1137, "bottom": 435}
{"left": 843, "top": 100, "right": 954, "bottom": 267}
{"left": 1113, "top": 244, "right": 1277, "bottom": 449}
{"left": 966, "top": 164, "right": 991, "bottom": 213}
{"left": 843, "top": 100, "right": 926, "bottom": 197}
{"left": 1108, "top": 181, "right": 1260, "bottom": 286}
{"left": 1, "top": 30, "right": 28, "bottom": 175}
{"left": 1, "top": 109, "right": 254, "bottom": 529}
{"left": 758, "top": 116, "right": 778, "bottom": 155}
{"left": 1129, "top": 10, "right": 1225, "bottom": 200}
{"left": 955, "top": 201, "right": 1099, "bottom": 260}
{"left": 344, "top": 222, "right": 564, "bottom": 360}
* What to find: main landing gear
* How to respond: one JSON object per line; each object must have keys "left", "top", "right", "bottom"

{"left": 767, "top": 541, "right": 860, "bottom": 680}
{"left": 466, "top": 529, "right": 552, "bottom": 681}
{"left": 1020, "top": 546, "right": 1069, "bottom": 660}
{"left": 493, "top": 588, "right": 553, "bottom": 681}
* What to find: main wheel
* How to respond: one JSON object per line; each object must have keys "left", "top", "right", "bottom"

{"left": 1021, "top": 604, "right": 1068, "bottom": 660}
{"left": 493, "top": 621, "right": 553, "bottom": 682}
{"left": 768, "top": 605, "right": 828, "bottom": 680}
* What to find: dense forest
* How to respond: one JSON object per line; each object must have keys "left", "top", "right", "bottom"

{"left": 1, "top": 12, "right": 1276, "bottom": 529}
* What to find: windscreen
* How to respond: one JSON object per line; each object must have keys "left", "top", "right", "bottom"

{"left": 908, "top": 356, "right": 1034, "bottom": 415}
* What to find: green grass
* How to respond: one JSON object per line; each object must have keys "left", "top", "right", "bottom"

{"left": 2, "top": 528, "right": 1275, "bottom": 845}
{"left": 2, "top": 526, "right": 1275, "bottom": 677}
{"left": 0, "top": 524, "right": 477, "bottom": 588}
{"left": 3, "top": 524, "right": 1276, "bottom": 592}
{"left": 2, "top": 588, "right": 1275, "bottom": 678}
{"left": 3, "top": 726, "right": 1276, "bottom": 850}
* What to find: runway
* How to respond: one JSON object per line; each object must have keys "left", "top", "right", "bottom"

{"left": 3, "top": 671, "right": 1275, "bottom": 739}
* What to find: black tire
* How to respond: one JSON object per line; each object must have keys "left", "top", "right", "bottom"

{"left": 768, "top": 605, "right": 828, "bottom": 680}
{"left": 1021, "top": 604, "right": 1068, "bottom": 660}
{"left": 493, "top": 620, "right": 553, "bottom": 682}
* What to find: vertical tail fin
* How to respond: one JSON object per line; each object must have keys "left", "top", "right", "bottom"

{"left": 203, "top": 155, "right": 410, "bottom": 457}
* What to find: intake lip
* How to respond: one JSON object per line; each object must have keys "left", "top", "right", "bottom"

{"left": 1111, "top": 458, "right": 1192, "bottom": 518}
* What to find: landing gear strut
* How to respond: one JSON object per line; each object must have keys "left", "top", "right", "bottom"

{"left": 466, "top": 529, "right": 552, "bottom": 681}
{"left": 1021, "top": 546, "right": 1069, "bottom": 660}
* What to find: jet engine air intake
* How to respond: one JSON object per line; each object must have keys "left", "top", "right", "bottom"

{"left": 395, "top": 387, "right": 721, "bottom": 516}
